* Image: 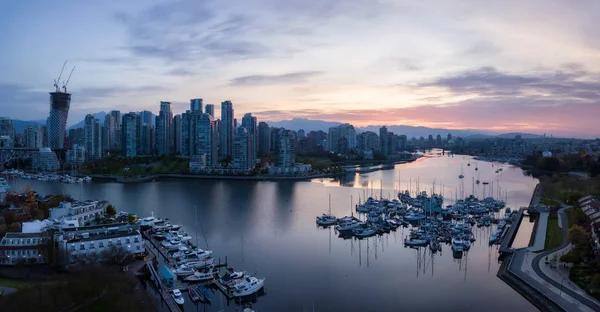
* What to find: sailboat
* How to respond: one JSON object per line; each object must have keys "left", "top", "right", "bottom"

{"left": 316, "top": 194, "right": 338, "bottom": 226}
{"left": 475, "top": 162, "right": 478, "bottom": 171}
{"left": 476, "top": 170, "right": 480, "bottom": 185}
{"left": 459, "top": 164, "right": 465, "bottom": 179}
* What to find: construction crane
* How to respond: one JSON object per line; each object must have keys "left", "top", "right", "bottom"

{"left": 62, "top": 66, "right": 76, "bottom": 93}
{"left": 54, "top": 61, "right": 67, "bottom": 92}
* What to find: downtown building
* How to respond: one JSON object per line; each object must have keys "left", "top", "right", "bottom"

{"left": 270, "top": 128, "right": 310, "bottom": 174}
{"left": 258, "top": 121, "right": 271, "bottom": 156}
{"left": 25, "top": 125, "right": 43, "bottom": 149}
{"left": 0, "top": 117, "right": 15, "bottom": 148}
{"left": 241, "top": 113, "right": 258, "bottom": 160}
{"left": 327, "top": 124, "right": 356, "bottom": 154}
{"left": 84, "top": 114, "right": 103, "bottom": 160}
{"left": 47, "top": 91, "right": 71, "bottom": 150}
{"left": 122, "top": 112, "right": 140, "bottom": 157}
{"left": 109, "top": 110, "right": 121, "bottom": 150}
{"left": 155, "top": 102, "right": 173, "bottom": 155}
{"left": 233, "top": 127, "right": 253, "bottom": 172}
{"left": 220, "top": 100, "right": 234, "bottom": 159}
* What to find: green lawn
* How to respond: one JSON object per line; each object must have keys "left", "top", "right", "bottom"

{"left": 544, "top": 212, "right": 563, "bottom": 251}
{"left": 0, "top": 278, "right": 30, "bottom": 289}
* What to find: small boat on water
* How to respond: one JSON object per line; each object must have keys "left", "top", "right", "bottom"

{"left": 173, "top": 265, "right": 195, "bottom": 277}
{"left": 316, "top": 214, "right": 338, "bottom": 226}
{"left": 404, "top": 238, "right": 428, "bottom": 246}
{"left": 232, "top": 276, "right": 265, "bottom": 297}
{"left": 184, "top": 266, "right": 218, "bottom": 282}
{"left": 171, "top": 289, "right": 185, "bottom": 305}
{"left": 188, "top": 287, "right": 201, "bottom": 302}
{"left": 353, "top": 226, "right": 376, "bottom": 238}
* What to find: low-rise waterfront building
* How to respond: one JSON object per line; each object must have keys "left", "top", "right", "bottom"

{"left": 0, "top": 231, "right": 52, "bottom": 265}
{"left": 31, "top": 147, "right": 60, "bottom": 171}
{"left": 56, "top": 223, "right": 143, "bottom": 264}
{"left": 49, "top": 200, "right": 106, "bottom": 226}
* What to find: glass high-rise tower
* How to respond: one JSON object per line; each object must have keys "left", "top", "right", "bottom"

{"left": 47, "top": 91, "right": 71, "bottom": 149}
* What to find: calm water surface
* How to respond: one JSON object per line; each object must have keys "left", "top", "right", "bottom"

{"left": 9, "top": 152, "right": 539, "bottom": 312}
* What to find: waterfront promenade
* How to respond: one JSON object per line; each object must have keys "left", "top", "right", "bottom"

{"left": 507, "top": 206, "right": 600, "bottom": 311}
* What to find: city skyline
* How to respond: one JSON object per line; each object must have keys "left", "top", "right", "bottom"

{"left": 1, "top": 1, "right": 600, "bottom": 138}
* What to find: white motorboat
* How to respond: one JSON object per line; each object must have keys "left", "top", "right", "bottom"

{"left": 174, "top": 248, "right": 213, "bottom": 260}
{"left": 171, "top": 289, "right": 185, "bottom": 305}
{"left": 173, "top": 265, "right": 195, "bottom": 277}
{"left": 316, "top": 214, "right": 338, "bottom": 226}
{"left": 335, "top": 220, "right": 364, "bottom": 232}
{"left": 184, "top": 266, "right": 218, "bottom": 282}
{"left": 138, "top": 212, "right": 162, "bottom": 228}
{"left": 353, "top": 226, "right": 376, "bottom": 238}
{"left": 221, "top": 267, "right": 246, "bottom": 287}
{"left": 180, "top": 257, "right": 215, "bottom": 269}
{"left": 161, "top": 239, "right": 182, "bottom": 248}
{"left": 452, "top": 237, "right": 464, "bottom": 252}
{"left": 232, "top": 276, "right": 265, "bottom": 297}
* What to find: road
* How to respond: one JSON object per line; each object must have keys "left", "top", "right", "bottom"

{"left": 532, "top": 206, "right": 600, "bottom": 311}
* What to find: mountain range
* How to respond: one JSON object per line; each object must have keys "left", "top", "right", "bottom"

{"left": 10, "top": 115, "right": 541, "bottom": 140}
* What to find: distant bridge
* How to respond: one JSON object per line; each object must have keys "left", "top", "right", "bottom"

{"left": 0, "top": 147, "right": 38, "bottom": 167}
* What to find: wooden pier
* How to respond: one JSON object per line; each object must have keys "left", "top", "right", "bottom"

{"left": 499, "top": 207, "right": 525, "bottom": 254}
{"left": 146, "top": 261, "right": 181, "bottom": 312}
{"left": 214, "top": 279, "right": 234, "bottom": 299}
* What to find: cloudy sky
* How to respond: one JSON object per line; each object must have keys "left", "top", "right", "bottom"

{"left": 1, "top": 0, "right": 599, "bottom": 137}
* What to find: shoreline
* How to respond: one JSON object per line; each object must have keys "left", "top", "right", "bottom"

{"left": 87, "top": 157, "right": 419, "bottom": 184}
{"left": 89, "top": 172, "right": 332, "bottom": 183}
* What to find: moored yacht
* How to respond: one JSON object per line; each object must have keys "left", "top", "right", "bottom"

{"left": 232, "top": 276, "right": 265, "bottom": 297}
{"left": 316, "top": 214, "right": 338, "bottom": 226}
{"left": 335, "top": 220, "right": 365, "bottom": 232}
{"left": 184, "top": 266, "right": 218, "bottom": 282}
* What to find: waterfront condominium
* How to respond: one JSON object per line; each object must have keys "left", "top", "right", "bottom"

{"left": 258, "top": 121, "right": 271, "bottom": 156}
{"left": 155, "top": 101, "right": 173, "bottom": 155}
{"left": 84, "top": 114, "right": 103, "bottom": 160}
{"left": 220, "top": 100, "right": 234, "bottom": 159}
{"left": 109, "top": 110, "right": 121, "bottom": 150}
{"left": 241, "top": 113, "right": 258, "bottom": 159}
{"left": 122, "top": 112, "right": 139, "bottom": 157}
{"left": 195, "top": 113, "right": 218, "bottom": 167}
{"left": 233, "top": 127, "right": 253, "bottom": 171}
{"left": 47, "top": 91, "right": 71, "bottom": 149}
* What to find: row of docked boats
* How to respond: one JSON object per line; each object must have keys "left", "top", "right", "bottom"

{"left": 316, "top": 190, "right": 515, "bottom": 257}
{"left": 1, "top": 170, "right": 93, "bottom": 183}
{"left": 139, "top": 212, "right": 266, "bottom": 305}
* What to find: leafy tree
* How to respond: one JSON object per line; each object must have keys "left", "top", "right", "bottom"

{"left": 127, "top": 214, "right": 136, "bottom": 225}
{"left": 560, "top": 250, "right": 582, "bottom": 264}
{"left": 568, "top": 225, "right": 589, "bottom": 245}
{"left": 106, "top": 205, "right": 116, "bottom": 217}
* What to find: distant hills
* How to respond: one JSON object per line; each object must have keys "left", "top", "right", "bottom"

{"left": 69, "top": 112, "right": 107, "bottom": 130}
{"left": 265, "top": 118, "right": 502, "bottom": 139}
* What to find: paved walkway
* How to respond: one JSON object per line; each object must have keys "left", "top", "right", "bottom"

{"left": 0, "top": 286, "right": 17, "bottom": 296}
{"left": 528, "top": 211, "right": 548, "bottom": 252}
{"left": 531, "top": 206, "right": 600, "bottom": 311}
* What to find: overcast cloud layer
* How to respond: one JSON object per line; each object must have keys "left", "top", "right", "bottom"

{"left": 1, "top": 0, "right": 599, "bottom": 137}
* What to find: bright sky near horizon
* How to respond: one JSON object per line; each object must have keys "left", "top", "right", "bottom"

{"left": 1, "top": 0, "right": 599, "bottom": 137}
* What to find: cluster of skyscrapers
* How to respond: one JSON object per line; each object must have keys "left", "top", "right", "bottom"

{"left": 70, "top": 99, "right": 299, "bottom": 173}
{"left": 0, "top": 86, "right": 461, "bottom": 173}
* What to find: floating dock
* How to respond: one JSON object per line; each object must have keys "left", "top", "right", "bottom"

{"left": 499, "top": 207, "right": 525, "bottom": 254}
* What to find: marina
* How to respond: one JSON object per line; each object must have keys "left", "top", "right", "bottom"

{"left": 141, "top": 216, "right": 266, "bottom": 310}
{"left": 5, "top": 152, "right": 540, "bottom": 311}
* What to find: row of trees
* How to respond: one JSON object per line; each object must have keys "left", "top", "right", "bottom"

{"left": 523, "top": 151, "right": 600, "bottom": 177}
